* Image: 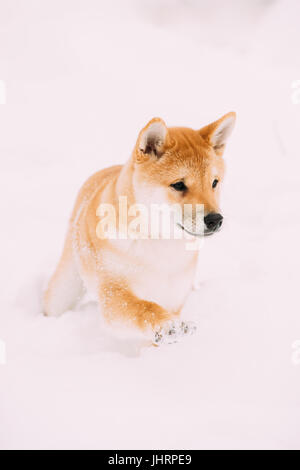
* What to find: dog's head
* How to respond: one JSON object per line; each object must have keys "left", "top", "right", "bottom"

{"left": 132, "top": 113, "right": 236, "bottom": 237}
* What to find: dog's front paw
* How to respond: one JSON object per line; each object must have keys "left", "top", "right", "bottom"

{"left": 153, "top": 320, "right": 197, "bottom": 346}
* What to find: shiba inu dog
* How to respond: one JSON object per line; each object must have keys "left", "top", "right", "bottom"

{"left": 43, "top": 112, "right": 236, "bottom": 344}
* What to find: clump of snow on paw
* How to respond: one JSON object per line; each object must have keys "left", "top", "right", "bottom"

{"left": 153, "top": 320, "right": 197, "bottom": 346}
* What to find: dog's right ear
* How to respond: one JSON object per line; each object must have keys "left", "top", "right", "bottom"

{"left": 136, "top": 118, "right": 168, "bottom": 160}
{"left": 199, "top": 112, "right": 236, "bottom": 156}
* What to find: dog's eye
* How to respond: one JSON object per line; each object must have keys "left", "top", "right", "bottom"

{"left": 170, "top": 181, "right": 187, "bottom": 192}
{"left": 212, "top": 179, "right": 219, "bottom": 189}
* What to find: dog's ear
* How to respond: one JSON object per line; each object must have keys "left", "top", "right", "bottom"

{"left": 136, "top": 118, "right": 168, "bottom": 159}
{"left": 199, "top": 112, "right": 236, "bottom": 156}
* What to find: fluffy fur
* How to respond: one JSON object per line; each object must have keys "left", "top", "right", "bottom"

{"left": 43, "top": 113, "right": 236, "bottom": 343}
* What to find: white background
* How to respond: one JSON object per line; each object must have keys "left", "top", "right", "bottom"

{"left": 0, "top": 0, "right": 300, "bottom": 449}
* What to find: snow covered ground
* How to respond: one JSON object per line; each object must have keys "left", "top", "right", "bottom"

{"left": 0, "top": 0, "right": 300, "bottom": 449}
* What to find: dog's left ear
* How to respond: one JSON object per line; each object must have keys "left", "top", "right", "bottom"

{"left": 136, "top": 117, "right": 168, "bottom": 160}
{"left": 199, "top": 112, "right": 236, "bottom": 156}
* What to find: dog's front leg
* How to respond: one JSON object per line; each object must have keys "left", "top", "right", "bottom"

{"left": 98, "top": 279, "right": 196, "bottom": 345}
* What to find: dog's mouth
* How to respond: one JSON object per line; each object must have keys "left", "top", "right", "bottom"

{"left": 177, "top": 223, "right": 219, "bottom": 237}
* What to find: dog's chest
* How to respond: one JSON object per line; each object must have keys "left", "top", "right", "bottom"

{"left": 106, "top": 239, "right": 197, "bottom": 313}
{"left": 132, "top": 264, "right": 194, "bottom": 313}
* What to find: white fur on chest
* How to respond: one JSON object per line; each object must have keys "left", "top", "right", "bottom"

{"left": 103, "top": 238, "right": 197, "bottom": 313}
{"left": 132, "top": 262, "right": 194, "bottom": 313}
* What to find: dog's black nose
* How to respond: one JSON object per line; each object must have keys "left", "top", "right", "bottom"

{"left": 204, "top": 212, "right": 223, "bottom": 232}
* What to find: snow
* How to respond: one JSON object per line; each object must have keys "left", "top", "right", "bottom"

{"left": 0, "top": 0, "right": 300, "bottom": 450}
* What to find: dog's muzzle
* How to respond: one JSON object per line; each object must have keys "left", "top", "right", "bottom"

{"left": 178, "top": 212, "right": 223, "bottom": 237}
{"left": 204, "top": 212, "right": 223, "bottom": 234}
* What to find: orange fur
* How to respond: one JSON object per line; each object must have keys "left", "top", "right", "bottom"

{"left": 43, "top": 113, "right": 236, "bottom": 339}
